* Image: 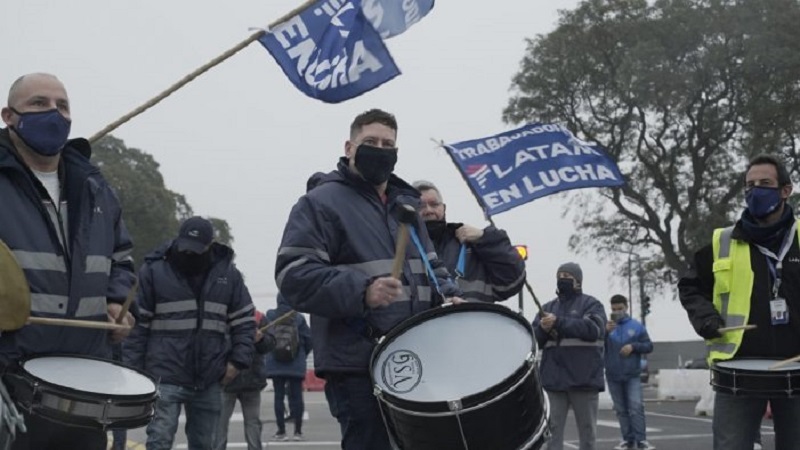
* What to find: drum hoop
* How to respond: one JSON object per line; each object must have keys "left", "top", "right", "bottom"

{"left": 375, "top": 303, "right": 532, "bottom": 353}
{"left": 376, "top": 359, "right": 540, "bottom": 418}
{"left": 712, "top": 358, "right": 800, "bottom": 375}
{"left": 13, "top": 353, "right": 158, "bottom": 401}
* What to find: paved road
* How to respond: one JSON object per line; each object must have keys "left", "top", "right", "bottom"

{"left": 118, "top": 387, "right": 774, "bottom": 449}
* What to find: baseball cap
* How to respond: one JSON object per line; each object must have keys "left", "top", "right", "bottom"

{"left": 175, "top": 216, "right": 213, "bottom": 254}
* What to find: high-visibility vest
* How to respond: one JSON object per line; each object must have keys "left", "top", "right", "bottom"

{"left": 708, "top": 220, "right": 800, "bottom": 364}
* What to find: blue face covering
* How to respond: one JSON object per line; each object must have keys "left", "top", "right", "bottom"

{"left": 746, "top": 186, "right": 783, "bottom": 219}
{"left": 11, "top": 108, "right": 71, "bottom": 157}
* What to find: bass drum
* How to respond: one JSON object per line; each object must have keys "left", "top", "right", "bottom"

{"left": 370, "top": 302, "right": 549, "bottom": 450}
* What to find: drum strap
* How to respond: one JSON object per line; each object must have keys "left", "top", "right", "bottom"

{"left": 408, "top": 227, "right": 442, "bottom": 295}
{"left": 455, "top": 244, "right": 467, "bottom": 279}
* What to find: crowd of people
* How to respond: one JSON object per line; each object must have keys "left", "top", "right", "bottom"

{"left": 0, "top": 72, "right": 795, "bottom": 450}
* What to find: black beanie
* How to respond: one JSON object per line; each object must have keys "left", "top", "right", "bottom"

{"left": 557, "top": 262, "right": 583, "bottom": 284}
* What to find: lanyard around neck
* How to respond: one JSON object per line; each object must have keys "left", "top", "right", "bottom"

{"left": 409, "top": 227, "right": 441, "bottom": 295}
{"left": 754, "top": 220, "right": 797, "bottom": 298}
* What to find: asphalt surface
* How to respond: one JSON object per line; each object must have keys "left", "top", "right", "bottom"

{"left": 116, "top": 387, "right": 774, "bottom": 449}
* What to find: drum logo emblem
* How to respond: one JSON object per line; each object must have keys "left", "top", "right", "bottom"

{"left": 382, "top": 350, "right": 422, "bottom": 394}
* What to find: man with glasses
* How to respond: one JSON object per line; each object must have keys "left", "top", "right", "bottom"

{"left": 412, "top": 180, "right": 526, "bottom": 303}
{"left": 679, "top": 154, "right": 800, "bottom": 449}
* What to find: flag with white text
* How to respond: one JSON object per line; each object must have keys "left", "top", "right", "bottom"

{"left": 445, "top": 123, "right": 626, "bottom": 216}
{"left": 259, "top": 0, "right": 434, "bottom": 103}
{"left": 362, "top": 0, "right": 435, "bottom": 38}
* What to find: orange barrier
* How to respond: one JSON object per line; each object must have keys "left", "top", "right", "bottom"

{"left": 303, "top": 369, "right": 326, "bottom": 392}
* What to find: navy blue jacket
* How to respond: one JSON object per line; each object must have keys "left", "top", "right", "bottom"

{"left": 124, "top": 242, "right": 255, "bottom": 390}
{"left": 264, "top": 295, "right": 313, "bottom": 379}
{"left": 431, "top": 223, "right": 526, "bottom": 302}
{"left": 0, "top": 129, "right": 136, "bottom": 368}
{"left": 604, "top": 316, "right": 653, "bottom": 382}
{"left": 533, "top": 292, "right": 607, "bottom": 392}
{"left": 275, "top": 159, "right": 462, "bottom": 376}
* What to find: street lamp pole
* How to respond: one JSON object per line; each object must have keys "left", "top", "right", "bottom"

{"left": 627, "top": 253, "right": 634, "bottom": 318}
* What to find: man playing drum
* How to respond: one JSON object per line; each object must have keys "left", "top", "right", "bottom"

{"left": 679, "top": 154, "right": 800, "bottom": 449}
{"left": 0, "top": 73, "right": 136, "bottom": 449}
{"left": 275, "top": 109, "right": 463, "bottom": 450}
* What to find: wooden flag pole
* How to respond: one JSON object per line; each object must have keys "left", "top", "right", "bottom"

{"left": 88, "top": 0, "right": 318, "bottom": 144}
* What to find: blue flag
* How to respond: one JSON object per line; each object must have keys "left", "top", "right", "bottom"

{"left": 259, "top": 0, "right": 426, "bottom": 103}
{"left": 445, "top": 123, "right": 626, "bottom": 216}
{"left": 362, "top": 0, "right": 435, "bottom": 38}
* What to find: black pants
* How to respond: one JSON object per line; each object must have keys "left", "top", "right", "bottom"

{"left": 11, "top": 412, "right": 107, "bottom": 450}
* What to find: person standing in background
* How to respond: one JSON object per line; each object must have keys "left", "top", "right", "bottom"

{"left": 605, "top": 295, "right": 654, "bottom": 450}
{"left": 266, "top": 295, "right": 312, "bottom": 442}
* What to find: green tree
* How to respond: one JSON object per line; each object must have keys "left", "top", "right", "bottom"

{"left": 92, "top": 136, "right": 233, "bottom": 267}
{"left": 504, "top": 0, "right": 800, "bottom": 277}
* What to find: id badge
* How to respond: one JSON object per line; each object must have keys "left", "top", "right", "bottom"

{"left": 770, "top": 298, "right": 789, "bottom": 325}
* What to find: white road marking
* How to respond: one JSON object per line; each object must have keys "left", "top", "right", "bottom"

{"left": 597, "top": 419, "right": 662, "bottom": 433}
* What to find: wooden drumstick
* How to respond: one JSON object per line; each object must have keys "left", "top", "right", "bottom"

{"left": 391, "top": 205, "right": 417, "bottom": 279}
{"left": 258, "top": 310, "right": 297, "bottom": 333}
{"left": 115, "top": 277, "right": 139, "bottom": 325}
{"left": 717, "top": 324, "right": 757, "bottom": 333}
{"left": 769, "top": 354, "right": 800, "bottom": 370}
{"left": 27, "top": 317, "right": 130, "bottom": 331}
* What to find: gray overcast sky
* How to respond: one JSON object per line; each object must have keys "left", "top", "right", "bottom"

{"left": 1, "top": 0, "right": 697, "bottom": 341}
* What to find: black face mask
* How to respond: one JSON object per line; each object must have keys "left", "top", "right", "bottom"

{"left": 354, "top": 144, "right": 397, "bottom": 185}
{"left": 557, "top": 279, "right": 577, "bottom": 297}
{"left": 171, "top": 250, "right": 211, "bottom": 276}
{"left": 425, "top": 220, "right": 448, "bottom": 241}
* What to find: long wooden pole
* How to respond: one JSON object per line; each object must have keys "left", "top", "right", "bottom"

{"left": 88, "top": 0, "right": 318, "bottom": 144}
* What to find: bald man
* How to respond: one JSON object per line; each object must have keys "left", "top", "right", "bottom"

{"left": 0, "top": 74, "right": 136, "bottom": 450}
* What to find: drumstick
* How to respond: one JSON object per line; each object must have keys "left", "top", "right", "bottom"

{"left": 28, "top": 317, "right": 130, "bottom": 331}
{"left": 258, "top": 310, "right": 297, "bottom": 333}
{"left": 717, "top": 324, "right": 757, "bottom": 333}
{"left": 769, "top": 354, "right": 800, "bottom": 370}
{"left": 115, "top": 277, "right": 139, "bottom": 325}
{"left": 391, "top": 205, "right": 417, "bottom": 279}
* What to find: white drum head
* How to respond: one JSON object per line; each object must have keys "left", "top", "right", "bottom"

{"left": 372, "top": 308, "right": 532, "bottom": 402}
{"left": 717, "top": 359, "right": 800, "bottom": 372}
{"left": 24, "top": 356, "right": 156, "bottom": 396}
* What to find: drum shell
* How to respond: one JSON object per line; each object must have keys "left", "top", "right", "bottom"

{"left": 370, "top": 303, "right": 549, "bottom": 450}
{"left": 3, "top": 354, "right": 157, "bottom": 430}
{"left": 711, "top": 359, "right": 800, "bottom": 398}
{"left": 377, "top": 362, "right": 547, "bottom": 450}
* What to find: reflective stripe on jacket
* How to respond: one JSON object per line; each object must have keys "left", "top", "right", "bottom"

{"left": 275, "top": 160, "right": 461, "bottom": 376}
{"left": 124, "top": 242, "right": 255, "bottom": 389}
{"left": 0, "top": 129, "right": 136, "bottom": 367}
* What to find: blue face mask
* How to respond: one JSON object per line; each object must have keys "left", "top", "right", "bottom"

{"left": 11, "top": 108, "right": 71, "bottom": 157}
{"left": 746, "top": 186, "right": 783, "bottom": 219}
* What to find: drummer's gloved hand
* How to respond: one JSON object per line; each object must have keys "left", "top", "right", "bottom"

{"left": 699, "top": 318, "right": 725, "bottom": 340}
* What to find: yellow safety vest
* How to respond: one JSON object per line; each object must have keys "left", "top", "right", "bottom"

{"left": 707, "top": 220, "right": 800, "bottom": 364}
